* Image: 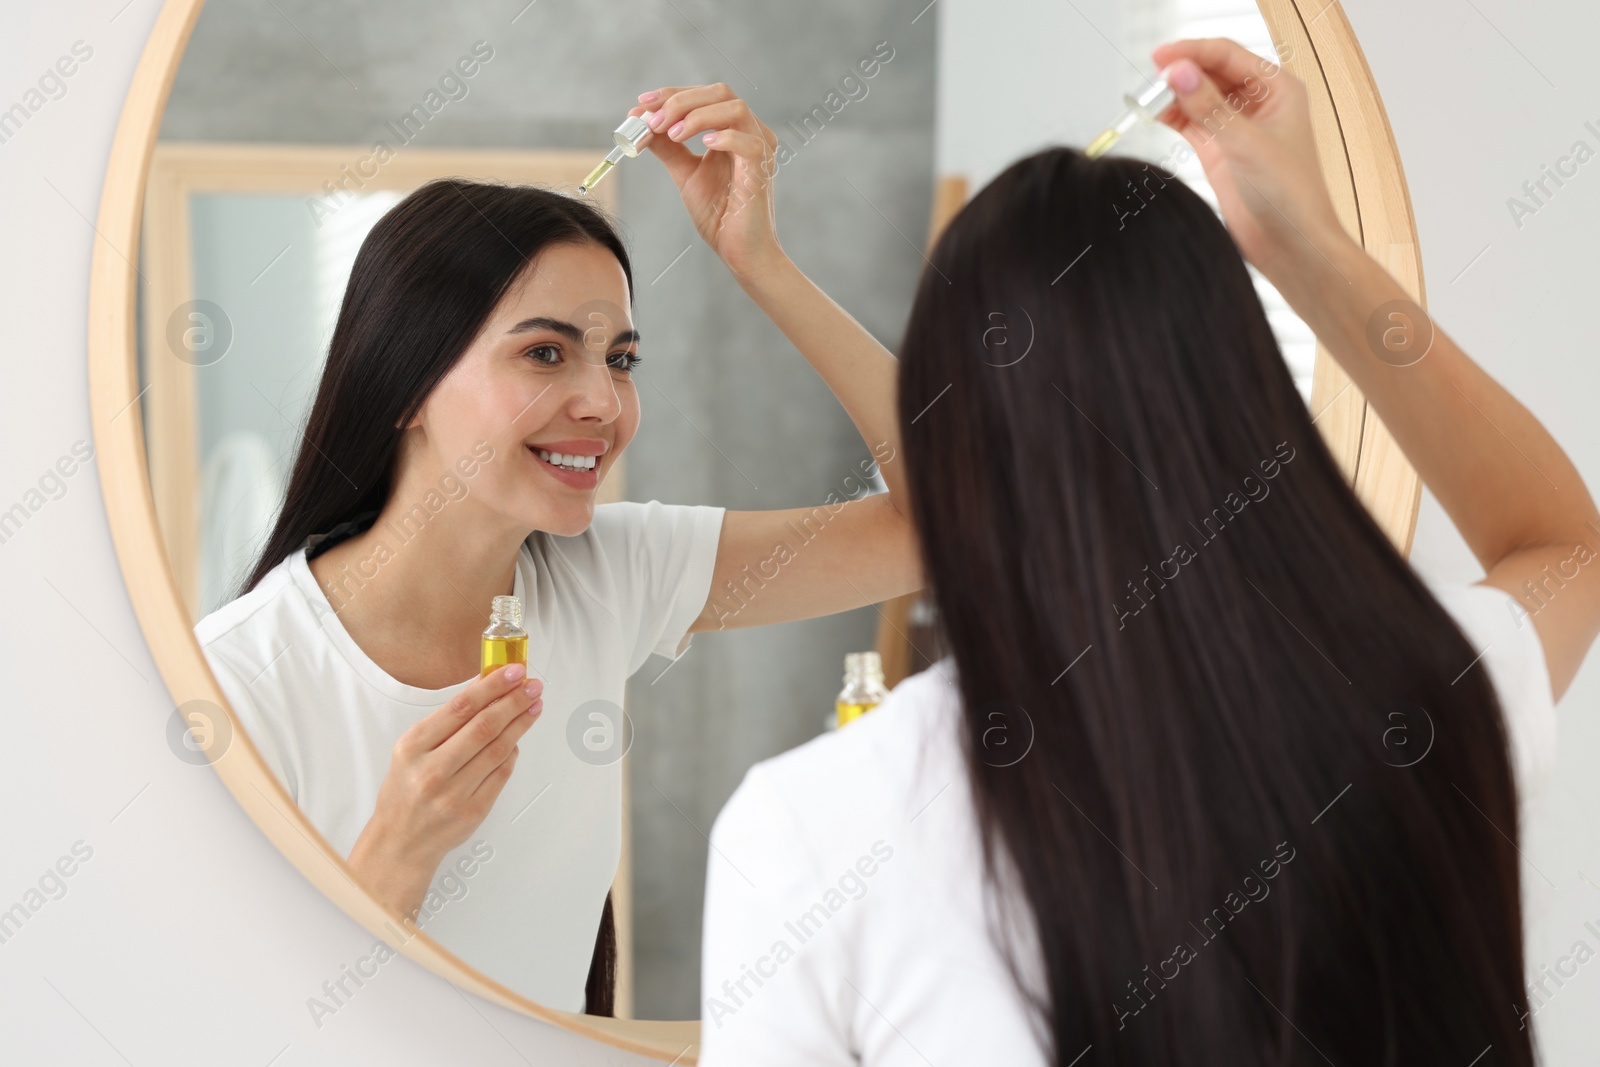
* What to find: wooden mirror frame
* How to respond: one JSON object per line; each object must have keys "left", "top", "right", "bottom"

{"left": 87, "top": 0, "right": 1423, "bottom": 1061}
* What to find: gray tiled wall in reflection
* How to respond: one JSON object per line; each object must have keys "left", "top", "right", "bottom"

{"left": 164, "top": 0, "right": 936, "bottom": 1019}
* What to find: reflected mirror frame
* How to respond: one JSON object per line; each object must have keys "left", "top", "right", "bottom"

{"left": 86, "top": 0, "right": 1424, "bottom": 1060}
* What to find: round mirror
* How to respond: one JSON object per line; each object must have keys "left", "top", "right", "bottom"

{"left": 91, "top": 0, "right": 1422, "bottom": 1058}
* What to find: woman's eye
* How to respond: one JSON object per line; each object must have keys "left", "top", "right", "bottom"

{"left": 525, "top": 344, "right": 562, "bottom": 366}
{"left": 608, "top": 351, "right": 643, "bottom": 373}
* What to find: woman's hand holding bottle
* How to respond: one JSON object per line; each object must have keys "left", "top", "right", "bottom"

{"left": 629, "top": 83, "right": 785, "bottom": 278}
{"left": 347, "top": 663, "right": 543, "bottom": 921}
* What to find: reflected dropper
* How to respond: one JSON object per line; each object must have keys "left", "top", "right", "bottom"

{"left": 578, "top": 112, "right": 656, "bottom": 195}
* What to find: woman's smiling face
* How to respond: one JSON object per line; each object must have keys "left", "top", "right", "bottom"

{"left": 405, "top": 240, "right": 641, "bottom": 537}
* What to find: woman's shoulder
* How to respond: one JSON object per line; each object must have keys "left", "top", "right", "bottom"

{"left": 192, "top": 551, "right": 310, "bottom": 664}
{"left": 1426, "top": 579, "right": 1557, "bottom": 797}
{"left": 714, "top": 661, "right": 964, "bottom": 850}
{"left": 527, "top": 501, "right": 726, "bottom": 659}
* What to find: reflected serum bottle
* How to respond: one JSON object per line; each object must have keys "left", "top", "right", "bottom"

{"left": 481, "top": 595, "right": 529, "bottom": 677}
{"left": 835, "top": 651, "right": 889, "bottom": 728}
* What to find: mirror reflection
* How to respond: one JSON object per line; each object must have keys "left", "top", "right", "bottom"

{"left": 142, "top": 0, "right": 1309, "bottom": 1021}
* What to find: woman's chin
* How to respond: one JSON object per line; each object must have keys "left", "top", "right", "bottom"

{"left": 530, "top": 503, "right": 595, "bottom": 539}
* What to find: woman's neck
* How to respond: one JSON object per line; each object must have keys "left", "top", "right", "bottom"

{"left": 306, "top": 494, "right": 528, "bottom": 691}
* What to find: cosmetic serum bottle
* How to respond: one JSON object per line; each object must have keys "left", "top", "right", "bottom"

{"left": 835, "top": 651, "right": 889, "bottom": 728}
{"left": 481, "top": 595, "right": 529, "bottom": 677}
{"left": 577, "top": 111, "right": 656, "bottom": 196}
{"left": 1085, "top": 74, "right": 1178, "bottom": 159}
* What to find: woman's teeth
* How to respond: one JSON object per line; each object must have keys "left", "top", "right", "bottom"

{"left": 536, "top": 449, "right": 597, "bottom": 472}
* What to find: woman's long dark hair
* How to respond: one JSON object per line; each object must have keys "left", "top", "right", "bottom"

{"left": 244, "top": 178, "right": 631, "bottom": 1016}
{"left": 898, "top": 148, "right": 1532, "bottom": 1065}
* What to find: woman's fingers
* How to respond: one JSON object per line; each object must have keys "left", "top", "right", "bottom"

{"left": 655, "top": 98, "right": 760, "bottom": 144}
{"left": 625, "top": 117, "right": 700, "bottom": 186}
{"left": 1158, "top": 56, "right": 1253, "bottom": 152}
{"left": 627, "top": 88, "right": 717, "bottom": 187}
{"left": 407, "top": 664, "right": 534, "bottom": 753}
{"left": 1153, "top": 36, "right": 1281, "bottom": 92}
{"left": 636, "top": 84, "right": 703, "bottom": 106}
{"left": 468, "top": 745, "right": 521, "bottom": 805}
{"left": 431, "top": 678, "right": 539, "bottom": 780}
{"left": 754, "top": 115, "right": 778, "bottom": 150}
{"left": 456, "top": 700, "right": 540, "bottom": 796}
{"left": 1144, "top": 36, "right": 1337, "bottom": 276}
{"left": 628, "top": 84, "right": 764, "bottom": 187}
{"left": 699, "top": 126, "right": 770, "bottom": 164}
{"left": 1153, "top": 38, "right": 1295, "bottom": 143}
{"left": 629, "top": 82, "right": 782, "bottom": 270}
{"left": 637, "top": 83, "right": 737, "bottom": 136}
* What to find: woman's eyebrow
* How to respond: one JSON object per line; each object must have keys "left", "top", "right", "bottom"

{"left": 506, "top": 316, "right": 641, "bottom": 346}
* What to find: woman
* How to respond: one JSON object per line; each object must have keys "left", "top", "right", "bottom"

{"left": 699, "top": 40, "right": 1597, "bottom": 1065}
{"left": 193, "top": 84, "right": 920, "bottom": 1014}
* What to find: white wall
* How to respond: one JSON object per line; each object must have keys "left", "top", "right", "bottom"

{"left": 1, "top": 1, "right": 1594, "bottom": 1063}
{"left": 1352, "top": 1, "right": 1600, "bottom": 1060}
{"left": 934, "top": 0, "right": 1123, "bottom": 190}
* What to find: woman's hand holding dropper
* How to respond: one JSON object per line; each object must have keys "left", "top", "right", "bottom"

{"left": 618, "top": 83, "right": 922, "bottom": 624}
{"left": 1157, "top": 37, "right": 1600, "bottom": 702}
{"left": 1152, "top": 39, "right": 1342, "bottom": 282}
{"left": 628, "top": 84, "right": 785, "bottom": 279}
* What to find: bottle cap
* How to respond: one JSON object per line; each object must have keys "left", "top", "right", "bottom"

{"left": 613, "top": 112, "right": 655, "bottom": 157}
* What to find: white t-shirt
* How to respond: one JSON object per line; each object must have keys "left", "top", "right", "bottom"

{"left": 194, "top": 499, "right": 725, "bottom": 1012}
{"left": 698, "top": 581, "right": 1557, "bottom": 1065}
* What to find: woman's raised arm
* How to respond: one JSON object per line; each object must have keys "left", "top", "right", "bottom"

{"left": 633, "top": 84, "right": 921, "bottom": 633}
{"left": 1155, "top": 38, "right": 1600, "bottom": 700}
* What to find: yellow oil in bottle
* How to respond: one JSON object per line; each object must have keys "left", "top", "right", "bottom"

{"left": 835, "top": 651, "right": 889, "bottom": 729}
{"left": 481, "top": 595, "right": 529, "bottom": 677}
{"left": 835, "top": 701, "right": 878, "bottom": 728}
{"left": 481, "top": 634, "right": 528, "bottom": 677}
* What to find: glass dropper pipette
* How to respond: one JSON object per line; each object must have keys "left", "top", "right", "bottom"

{"left": 579, "top": 146, "right": 628, "bottom": 195}
{"left": 1085, "top": 74, "right": 1177, "bottom": 159}
{"left": 578, "top": 111, "right": 656, "bottom": 195}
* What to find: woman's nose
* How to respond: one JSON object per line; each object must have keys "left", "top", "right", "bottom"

{"left": 567, "top": 356, "right": 623, "bottom": 421}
